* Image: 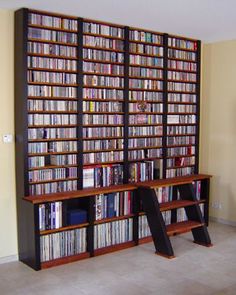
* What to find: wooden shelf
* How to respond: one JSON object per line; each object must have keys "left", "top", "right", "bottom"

{"left": 137, "top": 174, "right": 212, "bottom": 189}
{"left": 83, "top": 111, "right": 124, "bottom": 114}
{"left": 129, "top": 51, "right": 163, "bottom": 58}
{"left": 23, "top": 183, "right": 137, "bottom": 204}
{"left": 83, "top": 85, "right": 124, "bottom": 90}
{"left": 83, "top": 45, "right": 124, "bottom": 53}
{"left": 129, "top": 39, "right": 163, "bottom": 46}
{"left": 40, "top": 222, "right": 89, "bottom": 235}
{"left": 168, "top": 79, "right": 197, "bottom": 84}
{"left": 159, "top": 200, "right": 205, "bottom": 212}
{"left": 27, "top": 52, "right": 77, "bottom": 60}
{"left": 167, "top": 90, "right": 197, "bottom": 94}
{"left": 28, "top": 67, "right": 77, "bottom": 73}
{"left": 27, "top": 96, "right": 78, "bottom": 101}
{"left": 167, "top": 133, "right": 196, "bottom": 137}
{"left": 168, "top": 46, "right": 197, "bottom": 53}
{"left": 166, "top": 164, "right": 195, "bottom": 170}
{"left": 83, "top": 58, "right": 124, "bottom": 65}
{"left": 166, "top": 154, "right": 195, "bottom": 159}
{"left": 28, "top": 110, "right": 77, "bottom": 114}
{"left": 166, "top": 220, "right": 204, "bottom": 236}
{"left": 82, "top": 136, "right": 123, "bottom": 140}
{"left": 168, "top": 68, "right": 197, "bottom": 74}
{"left": 83, "top": 160, "right": 124, "bottom": 166}
{"left": 28, "top": 138, "right": 78, "bottom": 142}
{"left": 83, "top": 148, "right": 123, "bottom": 153}
{"left": 29, "top": 164, "right": 77, "bottom": 171}
{"left": 94, "top": 241, "right": 136, "bottom": 256}
{"left": 29, "top": 177, "right": 78, "bottom": 185}
{"left": 28, "top": 38, "right": 77, "bottom": 47}
{"left": 83, "top": 124, "right": 124, "bottom": 127}
{"left": 28, "top": 124, "right": 77, "bottom": 128}
{"left": 129, "top": 64, "right": 164, "bottom": 70}
{"left": 128, "top": 146, "right": 162, "bottom": 151}
{"left": 83, "top": 32, "right": 124, "bottom": 40}
{"left": 28, "top": 82, "right": 78, "bottom": 87}
{"left": 168, "top": 57, "right": 197, "bottom": 63}
{"left": 83, "top": 98, "right": 124, "bottom": 102}
{"left": 129, "top": 75, "right": 163, "bottom": 80}
{"left": 129, "top": 135, "right": 162, "bottom": 139}
{"left": 28, "top": 23, "right": 78, "bottom": 33}
{"left": 28, "top": 151, "right": 78, "bottom": 156}
{"left": 94, "top": 214, "right": 135, "bottom": 225}
{"left": 41, "top": 252, "right": 90, "bottom": 269}
{"left": 168, "top": 101, "right": 196, "bottom": 105}
{"left": 138, "top": 236, "right": 152, "bottom": 244}
{"left": 83, "top": 71, "right": 124, "bottom": 78}
{"left": 129, "top": 100, "right": 163, "bottom": 104}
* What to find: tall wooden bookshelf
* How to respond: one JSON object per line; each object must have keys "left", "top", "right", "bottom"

{"left": 15, "top": 8, "right": 209, "bottom": 270}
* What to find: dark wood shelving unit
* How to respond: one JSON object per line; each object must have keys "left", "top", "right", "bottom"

{"left": 15, "top": 8, "right": 209, "bottom": 270}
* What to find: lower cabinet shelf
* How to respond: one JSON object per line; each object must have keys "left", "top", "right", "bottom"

{"left": 93, "top": 241, "right": 136, "bottom": 256}
{"left": 41, "top": 252, "right": 90, "bottom": 269}
{"left": 166, "top": 220, "right": 204, "bottom": 236}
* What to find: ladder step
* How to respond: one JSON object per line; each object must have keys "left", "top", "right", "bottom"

{"left": 160, "top": 200, "right": 205, "bottom": 212}
{"left": 166, "top": 220, "right": 204, "bottom": 236}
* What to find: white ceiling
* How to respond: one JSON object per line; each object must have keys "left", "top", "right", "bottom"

{"left": 0, "top": 0, "right": 235, "bottom": 43}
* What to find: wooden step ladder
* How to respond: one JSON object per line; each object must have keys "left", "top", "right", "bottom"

{"left": 137, "top": 175, "right": 212, "bottom": 258}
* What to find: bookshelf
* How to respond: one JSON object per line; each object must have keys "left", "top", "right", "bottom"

{"left": 166, "top": 35, "right": 200, "bottom": 178}
{"left": 15, "top": 8, "right": 209, "bottom": 270}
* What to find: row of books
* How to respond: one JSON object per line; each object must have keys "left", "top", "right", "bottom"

{"left": 167, "top": 146, "right": 195, "bottom": 156}
{"left": 129, "top": 102, "right": 163, "bottom": 113}
{"left": 83, "top": 62, "right": 124, "bottom": 75}
{"left": 27, "top": 56, "right": 77, "bottom": 71}
{"left": 83, "top": 36, "right": 124, "bottom": 50}
{"left": 167, "top": 114, "right": 196, "bottom": 124}
{"left": 168, "top": 82, "right": 196, "bottom": 92}
{"left": 28, "top": 114, "right": 77, "bottom": 125}
{"left": 129, "top": 114, "right": 162, "bottom": 124}
{"left": 28, "top": 28, "right": 77, "bottom": 44}
{"left": 83, "top": 75, "right": 124, "bottom": 87}
{"left": 168, "top": 38, "right": 197, "bottom": 51}
{"left": 40, "top": 227, "right": 86, "bottom": 262}
{"left": 128, "top": 149, "right": 162, "bottom": 160}
{"left": 83, "top": 139, "right": 123, "bottom": 151}
{"left": 30, "top": 179, "right": 78, "bottom": 195}
{"left": 83, "top": 127, "right": 123, "bottom": 138}
{"left": 129, "top": 31, "right": 163, "bottom": 44}
{"left": 29, "top": 167, "right": 77, "bottom": 182}
{"left": 94, "top": 219, "right": 133, "bottom": 249}
{"left": 168, "top": 49, "right": 196, "bottom": 61}
{"left": 129, "top": 160, "right": 154, "bottom": 182}
{"left": 28, "top": 141, "right": 77, "bottom": 154}
{"left": 168, "top": 71, "right": 197, "bottom": 82}
{"left": 83, "top": 164, "right": 123, "bottom": 188}
{"left": 167, "top": 136, "right": 195, "bottom": 146}
{"left": 28, "top": 100, "right": 77, "bottom": 112}
{"left": 83, "top": 101, "right": 123, "bottom": 112}
{"left": 83, "top": 151, "right": 123, "bottom": 164}
{"left": 28, "top": 127, "right": 77, "bottom": 140}
{"left": 167, "top": 125, "right": 196, "bottom": 134}
{"left": 129, "top": 67, "right": 163, "bottom": 78}
{"left": 168, "top": 60, "right": 197, "bottom": 72}
{"left": 30, "top": 154, "right": 78, "bottom": 170}
{"left": 83, "top": 48, "right": 124, "bottom": 63}
{"left": 130, "top": 55, "right": 163, "bottom": 67}
{"left": 166, "top": 156, "right": 195, "bottom": 168}
{"left": 28, "top": 71, "right": 77, "bottom": 84}
{"left": 166, "top": 166, "right": 195, "bottom": 178}
{"left": 129, "top": 79, "right": 163, "bottom": 90}
{"left": 128, "top": 137, "right": 162, "bottom": 148}
{"left": 168, "top": 93, "right": 197, "bottom": 103}
{"left": 28, "top": 13, "right": 78, "bottom": 31}
{"left": 28, "top": 85, "right": 77, "bottom": 98}
{"left": 95, "top": 191, "right": 133, "bottom": 220}
{"left": 83, "top": 114, "right": 123, "bottom": 125}
{"left": 39, "top": 201, "right": 63, "bottom": 230}
{"left": 83, "top": 22, "right": 124, "bottom": 38}
{"left": 129, "top": 43, "right": 163, "bottom": 56}
{"left": 129, "top": 91, "right": 163, "bottom": 101}
{"left": 83, "top": 88, "right": 123, "bottom": 99}
{"left": 138, "top": 215, "right": 151, "bottom": 239}
{"left": 27, "top": 41, "right": 77, "bottom": 58}
{"left": 168, "top": 104, "right": 196, "bottom": 113}
{"left": 129, "top": 125, "right": 163, "bottom": 136}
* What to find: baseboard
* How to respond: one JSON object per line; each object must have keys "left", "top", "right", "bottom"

{"left": 0, "top": 254, "right": 18, "bottom": 265}
{"left": 209, "top": 216, "right": 236, "bottom": 227}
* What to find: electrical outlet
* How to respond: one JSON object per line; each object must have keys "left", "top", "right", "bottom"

{"left": 211, "top": 201, "right": 222, "bottom": 209}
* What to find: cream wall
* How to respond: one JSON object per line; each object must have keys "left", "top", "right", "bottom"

{"left": 201, "top": 40, "right": 236, "bottom": 224}
{"left": 0, "top": 9, "right": 18, "bottom": 259}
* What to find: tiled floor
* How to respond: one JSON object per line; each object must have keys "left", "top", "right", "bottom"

{"left": 0, "top": 222, "right": 236, "bottom": 295}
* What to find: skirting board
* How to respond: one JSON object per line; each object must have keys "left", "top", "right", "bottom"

{"left": 210, "top": 216, "right": 236, "bottom": 227}
{"left": 0, "top": 255, "right": 18, "bottom": 265}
